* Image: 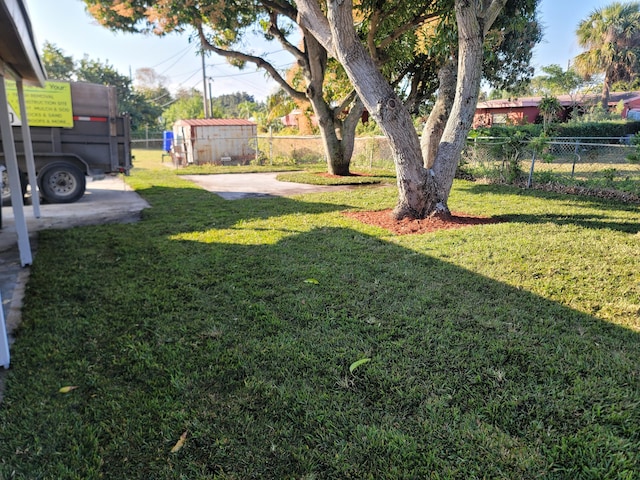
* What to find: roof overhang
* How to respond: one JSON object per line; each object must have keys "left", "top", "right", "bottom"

{"left": 0, "top": 0, "right": 46, "bottom": 85}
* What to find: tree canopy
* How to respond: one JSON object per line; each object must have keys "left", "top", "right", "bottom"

{"left": 574, "top": 1, "right": 640, "bottom": 107}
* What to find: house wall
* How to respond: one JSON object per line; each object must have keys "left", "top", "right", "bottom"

{"left": 473, "top": 106, "right": 539, "bottom": 128}
{"left": 622, "top": 97, "right": 640, "bottom": 118}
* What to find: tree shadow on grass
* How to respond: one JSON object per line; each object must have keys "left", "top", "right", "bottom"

{"left": 2, "top": 189, "right": 639, "bottom": 479}
{"left": 459, "top": 182, "right": 640, "bottom": 234}
{"left": 504, "top": 212, "right": 640, "bottom": 234}
{"left": 134, "top": 185, "right": 355, "bottom": 232}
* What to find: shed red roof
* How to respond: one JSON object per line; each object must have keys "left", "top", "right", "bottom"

{"left": 175, "top": 118, "right": 256, "bottom": 126}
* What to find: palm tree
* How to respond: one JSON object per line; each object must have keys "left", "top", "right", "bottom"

{"left": 574, "top": 1, "right": 640, "bottom": 108}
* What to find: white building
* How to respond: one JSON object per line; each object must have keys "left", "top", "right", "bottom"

{"left": 172, "top": 118, "right": 257, "bottom": 166}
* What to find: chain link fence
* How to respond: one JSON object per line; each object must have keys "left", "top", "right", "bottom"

{"left": 134, "top": 131, "right": 639, "bottom": 197}
{"left": 131, "top": 129, "right": 165, "bottom": 150}
{"left": 462, "top": 137, "right": 640, "bottom": 196}
{"left": 256, "top": 135, "right": 395, "bottom": 169}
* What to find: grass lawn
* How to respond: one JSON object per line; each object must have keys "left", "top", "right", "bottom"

{"left": 0, "top": 150, "right": 638, "bottom": 479}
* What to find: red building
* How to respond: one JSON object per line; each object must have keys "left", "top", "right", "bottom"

{"left": 473, "top": 92, "right": 640, "bottom": 128}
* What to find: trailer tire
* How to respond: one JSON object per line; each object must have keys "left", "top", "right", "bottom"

{"left": 38, "top": 163, "right": 86, "bottom": 204}
{"left": 1, "top": 168, "right": 28, "bottom": 205}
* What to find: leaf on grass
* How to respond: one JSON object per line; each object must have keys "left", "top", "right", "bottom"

{"left": 59, "top": 386, "right": 79, "bottom": 394}
{"left": 170, "top": 431, "right": 188, "bottom": 453}
{"left": 304, "top": 278, "right": 319, "bottom": 285}
{"left": 349, "top": 358, "right": 371, "bottom": 373}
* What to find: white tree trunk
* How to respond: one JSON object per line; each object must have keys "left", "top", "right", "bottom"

{"left": 421, "top": 58, "right": 457, "bottom": 169}
{"left": 321, "top": 0, "right": 435, "bottom": 218}
{"left": 298, "top": 0, "right": 506, "bottom": 218}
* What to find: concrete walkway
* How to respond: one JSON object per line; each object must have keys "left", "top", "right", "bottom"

{"left": 182, "top": 172, "right": 356, "bottom": 199}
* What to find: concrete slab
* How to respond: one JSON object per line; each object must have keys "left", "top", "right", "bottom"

{"left": 0, "top": 175, "right": 150, "bottom": 252}
{"left": 182, "top": 172, "right": 356, "bottom": 199}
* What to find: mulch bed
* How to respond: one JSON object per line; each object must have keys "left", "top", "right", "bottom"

{"left": 344, "top": 210, "right": 503, "bottom": 235}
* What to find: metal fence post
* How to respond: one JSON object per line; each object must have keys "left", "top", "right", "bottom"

{"left": 572, "top": 140, "right": 580, "bottom": 178}
{"left": 527, "top": 150, "right": 536, "bottom": 188}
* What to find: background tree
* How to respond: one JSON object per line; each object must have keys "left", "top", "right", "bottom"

{"left": 83, "top": 0, "right": 366, "bottom": 176}
{"left": 574, "top": 1, "right": 640, "bottom": 108}
{"left": 135, "top": 67, "right": 173, "bottom": 113}
{"left": 528, "top": 64, "right": 584, "bottom": 96}
{"left": 210, "top": 92, "right": 256, "bottom": 118}
{"left": 41, "top": 41, "right": 75, "bottom": 80}
{"left": 538, "top": 94, "right": 561, "bottom": 133}
{"left": 161, "top": 88, "right": 204, "bottom": 128}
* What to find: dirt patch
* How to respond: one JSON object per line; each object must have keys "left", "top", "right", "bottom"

{"left": 344, "top": 209, "right": 503, "bottom": 235}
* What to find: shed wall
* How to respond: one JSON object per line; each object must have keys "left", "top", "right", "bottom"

{"left": 173, "top": 123, "right": 257, "bottom": 165}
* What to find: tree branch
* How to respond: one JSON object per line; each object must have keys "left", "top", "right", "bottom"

{"left": 481, "top": 0, "right": 508, "bottom": 35}
{"left": 196, "top": 23, "right": 307, "bottom": 102}
{"left": 378, "top": 9, "right": 442, "bottom": 50}
{"left": 260, "top": 0, "right": 298, "bottom": 22}
{"left": 335, "top": 89, "right": 358, "bottom": 114}
{"left": 266, "top": 11, "right": 307, "bottom": 68}
{"left": 296, "top": 0, "right": 336, "bottom": 57}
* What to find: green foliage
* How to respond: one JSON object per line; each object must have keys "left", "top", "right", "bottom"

{"left": 41, "top": 41, "right": 75, "bottom": 81}
{"left": 527, "top": 64, "right": 585, "bottom": 96}
{"left": 574, "top": 2, "right": 640, "bottom": 102}
{"left": 210, "top": 92, "right": 257, "bottom": 118}
{"left": 472, "top": 123, "right": 543, "bottom": 138}
{"left": 556, "top": 121, "right": 640, "bottom": 137}
{"left": 161, "top": 89, "right": 204, "bottom": 128}
{"left": 476, "top": 121, "right": 640, "bottom": 138}
{"left": 538, "top": 94, "right": 562, "bottom": 133}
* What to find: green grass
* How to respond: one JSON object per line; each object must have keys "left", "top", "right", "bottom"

{"left": 276, "top": 170, "right": 395, "bottom": 186}
{"left": 0, "top": 150, "right": 639, "bottom": 479}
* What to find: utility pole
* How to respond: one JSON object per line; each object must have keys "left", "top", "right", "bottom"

{"left": 201, "top": 48, "right": 209, "bottom": 118}
{"left": 208, "top": 78, "right": 214, "bottom": 118}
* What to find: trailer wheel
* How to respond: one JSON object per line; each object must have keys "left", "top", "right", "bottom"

{"left": 1, "top": 168, "right": 28, "bottom": 205}
{"left": 38, "top": 163, "right": 86, "bottom": 203}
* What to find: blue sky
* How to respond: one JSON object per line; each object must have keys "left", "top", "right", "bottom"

{"left": 25, "top": 0, "right": 608, "bottom": 101}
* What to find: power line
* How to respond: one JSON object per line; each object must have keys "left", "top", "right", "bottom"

{"left": 158, "top": 45, "right": 198, "bottom": 76}
{"left": 151, "top": 44, "right": 194, "bottom": 69}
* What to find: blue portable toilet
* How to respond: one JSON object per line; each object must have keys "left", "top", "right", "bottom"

{"left": 163, "top": 131, "right": 174, "bottom": 152}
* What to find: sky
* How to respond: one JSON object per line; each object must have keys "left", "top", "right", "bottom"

{"left": 24, "top": 0, "right": 608, "bottom": 102}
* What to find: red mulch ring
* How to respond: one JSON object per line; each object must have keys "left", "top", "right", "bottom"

{"left": 344, "top": 209, "right": 504, "bottom": 235}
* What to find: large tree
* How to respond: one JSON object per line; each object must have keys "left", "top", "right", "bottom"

{"left": 298, "top": 0, "right": 538, "bottom": 218}
{"left": 84, "top": 0, "right": 538, "bottom": 217}
{"left": 41, "top": 41, "right": 75, "bottom": 81}
{"left": 574, "top": 1, "right": 640, "bottom": 109}
{"left": 82, "top": 0, "right": 365, "bottom": 175}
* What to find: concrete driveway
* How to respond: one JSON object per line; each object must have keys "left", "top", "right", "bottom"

{"left": 182, "top": 172, "right": 357, "bottom": 199}
{"left": 0, "top": 175, "right": 150, "bottom": 251}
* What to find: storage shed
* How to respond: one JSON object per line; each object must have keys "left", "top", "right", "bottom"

{"left": 173, "top": 118, "right": 257, "bottom": 166}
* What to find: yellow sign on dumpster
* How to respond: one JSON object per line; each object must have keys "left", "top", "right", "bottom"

{"left": 6, "top": 81, "right": 73, "bottom": 128}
